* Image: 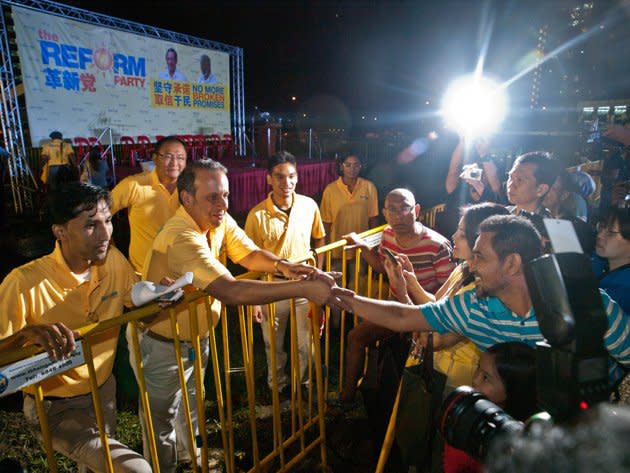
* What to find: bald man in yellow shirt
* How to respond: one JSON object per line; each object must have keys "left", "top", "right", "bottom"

{"left": 245, "top": 152, "right": 326, "bottom": 397}
{"left": 110, "top": 136, "right": 186, "bottom": 271}
{"left": 0, "top": 183, "right": 150, "bottom": 473}
{"left": 132, "top": 159, "right": 337, "bottom": 472}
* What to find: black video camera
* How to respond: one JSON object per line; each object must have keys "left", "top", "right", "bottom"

{"left": 439, "top": 250, "right": 610, "bottom": 461}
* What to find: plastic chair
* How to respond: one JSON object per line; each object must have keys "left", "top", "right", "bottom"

{"left": 73, "top": 137, "right": 91, "bottom": 162}
{"left": 192, "top": 134, "right": 207, "bottom": 160}
{"left": 178, "top": 134, "right": 194, "bottom": 159}
{"left": 155, "top": 135, "right": 166, "bottom": 143}
{"left": 221, "top": 133, "right": 235, "bottom": 160}
{"left": 207, "top": 134, "right": 222, "bottom": 160}
{"left": 137, "top": 135, "right": 153, "bottom": 160}
{"left": 120, "top": 136, "right": 139, "bottom": 167}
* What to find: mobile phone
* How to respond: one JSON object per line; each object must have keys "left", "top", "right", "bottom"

{"left": 382, "top": 247, "right": 398, "bottom": 264}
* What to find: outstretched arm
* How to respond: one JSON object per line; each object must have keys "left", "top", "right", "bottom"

{"left": 204, "top": 272, "right": 335, "bottom": 307}
{"left": 331, "top": 286, "right": 434, "bottom": 333}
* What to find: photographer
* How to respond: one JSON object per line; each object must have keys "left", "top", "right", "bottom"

{"left": 441, "top": 137, "right": 504, "bottom": 236}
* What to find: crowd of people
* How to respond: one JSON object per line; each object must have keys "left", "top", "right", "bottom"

{"left": 2, "top": 130, "right": 630, "bottom": 473}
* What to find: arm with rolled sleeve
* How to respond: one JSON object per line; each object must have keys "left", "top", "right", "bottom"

{"left": 602, "top": 289, "right": 630, "bottom": 368}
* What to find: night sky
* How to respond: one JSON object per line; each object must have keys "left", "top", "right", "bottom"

{"left": 57, "top": 1, "right": 630, "bottom": 129}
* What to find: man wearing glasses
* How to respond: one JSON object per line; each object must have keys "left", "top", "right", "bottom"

{"left": 111, "top": 136, "right": 187, "bottom": 271}
{"left": 335, "top": 188, "right": 454, "bottom": 408}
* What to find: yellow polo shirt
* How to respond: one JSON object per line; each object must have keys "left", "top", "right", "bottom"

{"left": 41, "top": 139, "right": 74, "bottom": 167}
{"left": 40, "top": 139, "right": 75, "bottom": 184}
{"left": 0, "top": 244, "right": 137, "bottom": 397}
{"left": 320, "top": 177, "right": 379, "bottom": 257}
{"left": 244, "top": 192, "right": 325, "bottom": 260}
{"left": 144, "top": 206, "right": 258, "bottom": 340}
{"left": 111, "top": 169, "right": 180, "bottom": 272}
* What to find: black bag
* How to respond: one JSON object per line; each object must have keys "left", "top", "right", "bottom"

{"left": 360, "top": 334, "right": 411, "bottom": 470}
{"left": 394, "top": 332, "right": 447, "bottom": 470}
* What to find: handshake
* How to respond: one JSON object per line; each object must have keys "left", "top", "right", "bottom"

{"left": 295, "top": 266, "right": 356, "bottom": 311}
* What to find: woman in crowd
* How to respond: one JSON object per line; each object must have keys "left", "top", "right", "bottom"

{"left": 388, "top": 202, "right": 510, "bottom": 391}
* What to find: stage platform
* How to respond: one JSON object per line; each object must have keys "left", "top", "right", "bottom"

{"left": 115, "top": 158, "right": 338, "bottom": 215}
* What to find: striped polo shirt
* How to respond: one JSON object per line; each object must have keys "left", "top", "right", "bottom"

{"left": 378, "top": 225, "right": 454, "bottom": 294}
{"left": 420, "top": 287, "right": 630, "bottom": 382}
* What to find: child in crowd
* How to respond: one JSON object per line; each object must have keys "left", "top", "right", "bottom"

{"left": 443, "top": 342, "right": 538, "bottom": 473}
{"left": 593, "top": 207, "right": 630, "bottom": 314}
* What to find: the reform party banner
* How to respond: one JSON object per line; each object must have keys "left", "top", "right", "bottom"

{"left": 12, "top": 6, "right": 231, "bottom": 146}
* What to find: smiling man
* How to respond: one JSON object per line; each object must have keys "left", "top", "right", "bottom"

{"left": 111, "top": 136, "right": 187, "bottom": 272}
{"left": 158, "top": 47, "right": 188, "bottom": 81}
{"left": 331, "top": 214, "right": 630, "bottom": 386}
{"left": 133, "top": 159, "right": 336, "bottom": 472}
{"left": 0, "top": 183, "right": 150, "bottom": 473}
{"left": 245, "top": 151, "right": 326, "bottom": 397}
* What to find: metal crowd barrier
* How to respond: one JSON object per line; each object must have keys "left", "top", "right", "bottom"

{"left": 0, "top": 225, "right": 390, "bottom": 473}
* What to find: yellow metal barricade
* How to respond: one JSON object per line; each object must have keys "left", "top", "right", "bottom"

{"left": 0, "top": 224, "right": 392, "bottom": 473}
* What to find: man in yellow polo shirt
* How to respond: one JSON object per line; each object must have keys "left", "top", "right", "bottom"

{"left": 111, "top": 135, "right": 186, "bottom": 271}
{"left": 0, "top": 182, "right": 151, "bottom": 473}
{"left": 134, "top": 159, "right": 336, "bottom": 472}
{"left": 245, "top": 151, "right": 326, "bottom": 398}
{"left": 40, "top": 130, "right": 76, "bottom": 191}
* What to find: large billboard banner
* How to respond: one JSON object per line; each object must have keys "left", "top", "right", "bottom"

{"left": 12, "top": 6, "right": 231, "bottom": 146}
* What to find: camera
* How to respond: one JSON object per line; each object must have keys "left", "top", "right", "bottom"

{"left": 439, "top": 250, "right": 610, "bottom": 461}
{"left": 460, "top": 163, "right": 483, "bottom": 181}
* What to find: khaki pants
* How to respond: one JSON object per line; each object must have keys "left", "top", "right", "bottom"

{"left": 127, "top": 327, "right": 209, "bottom": 473}
{"left": 23, "top": 375, "right": 151, "bottom": 473}
{"left": 261, "top": 297, "right": 312, "bottom": 391}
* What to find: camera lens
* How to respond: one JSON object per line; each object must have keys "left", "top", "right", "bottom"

{"left": 439, "top": 386, "right": 524, "bottom": 460}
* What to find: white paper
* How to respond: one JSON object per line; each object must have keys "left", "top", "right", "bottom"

{"left": 131, "top": 271, "right": 193, "bottom": 306}
{"left": 544, "top": 218, "right": 584, "bottom": 254}
{"left": 0, "top": 341, "right": 85, "bottom": 397}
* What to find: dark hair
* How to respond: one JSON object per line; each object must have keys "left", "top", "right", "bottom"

{"left": 486, "top": 342, "right": 537, "bottom": 421}
{"left": 48, "top": 182, "right": 110, "bottom": 225}
{"left": 165, "top": 47, "right": 177, "bottom": 60}
{"left": 88, "top": 145, "right": 101, "bottom": 170}
{"left": 267, "top": 151, "right": 297, "bottom": 174}
{"left": 461, "top": 203, "right": 510, "bottom": 252}
{"left": 153, "top": 135, "right": 187, "bottom": 157}
{"left": 49, "top": 131, "right": 62, "bottom": 140}
{"left": 337, "top": 153, "right": 362, "bottom": 176}
{"left": 600, "top": 207, "right": 630, "bottom": 242}
{"left": 478, "top": 214, "right": 542, "bottom": 264}
{"left": 177, "top": 159, "right": 228, "bottom": 204}
{"left": 200, "top": 54, "right": 210, "bottom": 64}
{"left": 513, "top": 151, "right": 560, "bottom": 188}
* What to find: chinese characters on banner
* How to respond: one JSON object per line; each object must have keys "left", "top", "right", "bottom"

{"left": 150, "top": 80, "right": 229, "bottom": 110}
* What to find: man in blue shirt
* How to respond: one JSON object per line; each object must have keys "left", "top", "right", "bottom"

{"left": 332, "top": 215, "right": 630, "bottom": 382}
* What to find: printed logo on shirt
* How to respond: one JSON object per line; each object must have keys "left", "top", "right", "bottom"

{"left": 100, "top": 290, "right": 119, "bottom": 302}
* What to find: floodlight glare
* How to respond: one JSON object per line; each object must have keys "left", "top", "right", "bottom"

{"left": 441, "top": 75, "right": 507, "bottom": 138}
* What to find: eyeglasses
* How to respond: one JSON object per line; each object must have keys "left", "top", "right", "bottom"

{"left": 156, "top": 152, "right": 186, "bottom": 162}
{"left": 384, "top": 205, "right": 414, "bottom": 215}
{"left": 596, "top": 223, "right": 621, "bottom": 236}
